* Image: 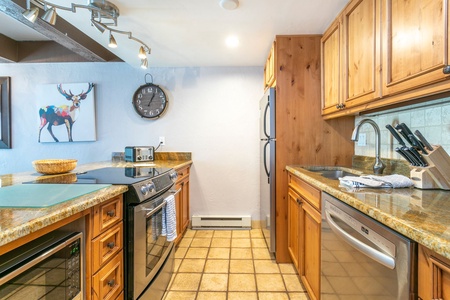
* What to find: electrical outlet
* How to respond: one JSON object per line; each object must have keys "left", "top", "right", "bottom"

{"left": 159, "top": 136, "right": 165, "bottom": 146}
{"left": 357, "top": 133, "right": 367, "bottom": 146}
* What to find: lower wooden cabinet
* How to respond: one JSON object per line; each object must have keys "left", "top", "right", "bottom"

{"left": 287, "top": 173, "right": 321, "bottom": 300}
{"left": 418, "top": 244, "right": 450, "bottom": 300}
{"left": 174, "top": 165, "right": 191, "bottom": 244}
{"left": 88, "top": 195, "right": 124, "bottom": 300}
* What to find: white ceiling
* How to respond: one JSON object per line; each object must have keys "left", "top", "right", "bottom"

{"left": 0, "top": 0, "right": 349, "bottom": 68}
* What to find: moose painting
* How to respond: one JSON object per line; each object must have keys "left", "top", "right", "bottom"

{"left": 38, "top": 82, "right": 96, "bottom": 143}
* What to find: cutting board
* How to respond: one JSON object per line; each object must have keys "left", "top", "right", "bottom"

{"left": 0, "top": 184, "right": 111, "bottom": 208}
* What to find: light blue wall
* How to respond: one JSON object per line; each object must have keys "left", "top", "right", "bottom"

{"left": 0, "top": 62, "right": 263, "bottom": 219}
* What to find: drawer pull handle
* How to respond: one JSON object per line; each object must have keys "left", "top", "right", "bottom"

{"left": 296, "top": 198, "right": 302, "bottom": 204}
{"left": 107, "top": 242, "right": 115, "bottom": 249}
{"left": 107, "top": 279, "right": 115, "bottom": 287}
{"left": 106, "top": 210, "right": 115, "bottom": 217}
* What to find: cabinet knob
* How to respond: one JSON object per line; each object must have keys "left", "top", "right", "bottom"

{"left": 107, "top": 242, "right": 115, "bottom": 249}
{"left": 106, "top": 210, "right": 116, "bottom": 217}
{"left": 341, "top": 103, "right": 346, "bottom": 109}
{"left": 296, "top": 198, "right": 302, "bottom": 205}
{"left": 107, "top": 279, "right": 115, "bottom": 287}
{"left": 443, "top": 65, "right": 450, "bottom": 74}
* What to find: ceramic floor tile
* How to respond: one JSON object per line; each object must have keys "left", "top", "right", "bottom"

{"left": 279, "top": 263, "right": 297, "bottom": 274}
{"left": 183, "top": 230, "right": 196, "bottom": 238}
{"left": 228, "top": 274, "right": 257, "bottom": 291}
{"left": 231, "top": 238, "right": 251, "bottom": 248}
{"left": 210, "top": 238, "right": 231, "bottom": 248}
{"left": 196, "top": 291, "right": 227, "bottom": 300}
{"left": 204, "top": 259, "right": 230, "bottom": 273}
{"left": 283, "top": 274, "right": 305, "bottom": 292}
{"left": 199, "top": 273, "right": 228, "bottom": 291}
{"left": 252, "top": 248, "right": 273, "bottom": 260}
{"left": 178, "top": 258, "right": 206, "bottom": 273}
{"left": 163, "top": 291, "right": 197, "bottom": 300}
{"left": 251, "top": 238, "right": 268, "bottom": 248}
{"left": 250, "top": 229, "right": 264, "bottom": 238}
{"left": 227, "top": 292, "right": 258, "bottom": 300}
{"left": 258, "top": 292, "right": 290, "bottom": 300}
{"left": 185, "top": 248, "right": 209, "bottom": 259}
{"left": 195, "top": 230, "right": 214, "bottom": 238}
{"left": 170, "top": 273, "right": 202, "bottom": 291}
{"left": 230, "top": 248, "right": 253, "bottom": 259}
{"left": 289, "top": 292, "right": 310, "bottom": 299}
{"left": 178, "top": 238, "right": 193, "bottom": 248}
{"left": 190, "top": 238, "right": 212, "bottom": 248}
{"left": 256, "top": 274, "right": 286, "bottom": 292}
{"left": 229, "top": 259, "right": 254, "bottom": 273}
{"left": 232, "top": 230, "right": 250, "bottom": 238}
{"left": 213, "top": 230, "right": 232, "bottom": 238}
{"left": 174, "top": 258, "right": 182, "bottom": 272}
{"left": 254, "top": 260, "right": 280, "bottom": 274}
{"left": 175, "top": 247, "right": 188, "bottom": 259}
{"left": 208, "top": 248, "right": 230, "bottom": 259}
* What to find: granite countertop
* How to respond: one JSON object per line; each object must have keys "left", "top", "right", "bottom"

{"left": 286, "top": 165, "right": 450, "bottom": 260}
{"left": 0, "top": 153, "right": 192, "bottom": 250}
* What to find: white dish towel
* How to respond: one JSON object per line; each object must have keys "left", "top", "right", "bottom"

{"left": 162, "top": 194, "right": 177, "bottom": 242}
{"left": 339, "top": 174, "right": 414, "bottom": 189}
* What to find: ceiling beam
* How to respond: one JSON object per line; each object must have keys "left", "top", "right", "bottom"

{"left": 0, "top": 0, "right": 121, "bottom": 63}
{"left": 0, "top": 34, "right": 18, "bottom": 63}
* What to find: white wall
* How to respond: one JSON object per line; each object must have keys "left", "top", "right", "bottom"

{"left": 0, "top": 62, "right": 263, "bottom": 220}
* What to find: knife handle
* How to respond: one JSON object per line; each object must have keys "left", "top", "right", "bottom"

{"left": 394, "top": 124, "right": 413, "bottom": 145}
{"left": 386, "top": 124, "right": 406, "bottom": 146}
{"left": 403, "top": 147, "right": 421, "bottom": 166}
{"left": 414, "top": 130, "right": 434, "bottom": 151}
{"left": 408, "top": 134, "right": 428, "bottom": 155}
{"left": 395, "top": 147, "right": 414, "bottom": 165}
{"left": 409, "top": 147, "right": 428, "bottom": 167}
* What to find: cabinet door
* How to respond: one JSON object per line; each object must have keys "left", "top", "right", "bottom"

{"left": 418, "top": 245, "right": 450, "bottom": 300}
{"left": 181, "top": 178, "right": 190, "bottom": 231}
{"left": 321, "top": 18, "right": 342, "bottom": 115}
{"left": 343, "top": 0, "right": 381, "bottom": 105}
{"left": 382, "top": 0, "right": 449, "bottom": 96}
{"left": 299, "top": 200, "right": 321, "bottom": 300}
{"left": 287, "top": 188, "right": 300, "bottom": 270}
{"left": 264, "top": 41, "right": 276, "bottom": 90}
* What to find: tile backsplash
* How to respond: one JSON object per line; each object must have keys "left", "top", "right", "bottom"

{"left": 354, "top": 97, "right": 450, "bottom": 160}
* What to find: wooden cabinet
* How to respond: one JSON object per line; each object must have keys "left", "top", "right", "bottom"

{"left": 88, "top": 195, "right": 124, "bottom": 300}
{"left": 322, "top": 0, "right": 450, "bottom": 119}
{"left": 263, "top": 41, "right": 276, "bottom": 90}
{"left": 174, "top": 165, "right": 190, "bottom": 245}
{"left": 288, "top": 173, "right": 321, "bottom": 300}
{"left": 418, "top": 244, "right": 450, "bottom": 300}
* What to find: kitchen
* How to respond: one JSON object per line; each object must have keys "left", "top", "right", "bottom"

{"left": 1, "top": 0, "right": 450, "bottom": 299}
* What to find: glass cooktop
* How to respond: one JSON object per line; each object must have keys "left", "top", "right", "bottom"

{"left": 26, "top": 167, "right": 172, "bottom": 185}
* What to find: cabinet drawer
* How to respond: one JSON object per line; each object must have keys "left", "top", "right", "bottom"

{"left": 92, "top": 250, "right": 123, "bottom": 300}
{"left": 288, "top": 175, "right": 321, "bottom": 211}
{"left": 176, "top": 166, "right": 190, "bottom": 182}
{"left": 92, "top": 222, "right": 123, "bottom": 273}
{"left": 92, "top": 195, "right": 123, "bottom": 237}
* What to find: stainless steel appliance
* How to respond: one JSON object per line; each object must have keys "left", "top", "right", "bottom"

{"left": 321, "top": 192, "right": 417, "bottom": 299}
{"left": 125, "top": 146, "right": 155, "bottom": 162}
{"left": 27, "top": 166, "right": 178, "bottom": 300}
{"left": 0, "top": 231, "right": 83, "bottom": 300}
{"left": 259, "top": 87, "right": 276, "bottom": 253}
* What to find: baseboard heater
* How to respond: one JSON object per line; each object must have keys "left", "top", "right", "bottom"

{"left": 191, "top": 215, "right": 251, "bottom": 229}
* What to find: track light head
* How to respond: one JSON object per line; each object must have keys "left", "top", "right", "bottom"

{"left": 138, "top": 46, "right": 147, "bottom": 59}
{"left": 23, "top": 7, "right": 39, "bottom": 23}
{"left": 108, "top": 32, "right": 117, "bottom": 48}
{"left": 91, "top": 20, "right": 106, "bottom": 33}
{"left": 140, "top": 58, "right": 148, "bottom": 69}
{"left": 41, "top": 7, "right": 57, "bottom": 25}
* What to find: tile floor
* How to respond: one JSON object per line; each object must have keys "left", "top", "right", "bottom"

{"left": 163, "top": 228, "right": 310, "bottom": 300}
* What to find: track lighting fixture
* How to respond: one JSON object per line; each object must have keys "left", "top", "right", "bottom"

{"left": 23, "top": 0, "right": 152, "bottom": 67}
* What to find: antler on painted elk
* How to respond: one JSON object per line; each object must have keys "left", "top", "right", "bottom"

{"left": 38, "top": 83, "right": 94, "bottom": 142}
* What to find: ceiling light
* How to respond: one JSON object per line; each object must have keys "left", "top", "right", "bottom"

{"left": 140, "top": 58, "right": 148, "bottom": 69}
{"left": 225, "top": 35, "right": 239, "bottom": 48}
{"left": 91, "top": 20, "right": 106, "bottom": 33}
{"left": 219, "top": 0, "right": 239, "bottom": 10}
{"left": 108, "top": 32, "right": 117, "bottom": 48}
{"left": 22, "top": 0, "right": 39, "bottom": 23}
{"left": 138, "top": 46, "right": 147, "bottom": 59}
{"left": 41, "top": 7, "right": 57, "bottom": 25}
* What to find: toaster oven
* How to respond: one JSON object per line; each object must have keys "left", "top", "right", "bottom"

{"left": 125, "top": 146, "right": 154, "bottom": 162}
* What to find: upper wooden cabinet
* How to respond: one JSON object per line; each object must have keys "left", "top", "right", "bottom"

{"left": 322, "top": 0, "right": 450, "bottom": 118}
{"left": 382, "top": 0, "right": 450, "bottom": 96}
{"left": 264, "top": 41, "right": 276, "bottom": 90}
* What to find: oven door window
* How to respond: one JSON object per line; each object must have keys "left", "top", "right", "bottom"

{"left": 145, "top": 205, "right": 170, "bottom": 276}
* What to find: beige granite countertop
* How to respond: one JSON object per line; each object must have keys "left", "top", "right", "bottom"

{"left": 0, "top": 153, "right": 192, "bottom": 251}
{"left": 286, "top": 165, "right": 450, "bottom": 260}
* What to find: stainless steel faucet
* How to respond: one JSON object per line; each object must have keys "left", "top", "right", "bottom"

{"left": 351, "top": 118, "right": 386, "bottom": 175}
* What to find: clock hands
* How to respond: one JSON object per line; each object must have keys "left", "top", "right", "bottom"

{"left": 148, "top": 92, "right": 156, "bottom": 106}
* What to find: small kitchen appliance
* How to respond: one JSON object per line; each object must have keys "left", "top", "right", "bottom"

{"left": 125, "top": 146, "right": 154, "bottom": 162}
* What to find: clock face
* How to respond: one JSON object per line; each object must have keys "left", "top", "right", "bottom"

{"left": 132, "top": 84, "right": 168, "bottom": 119}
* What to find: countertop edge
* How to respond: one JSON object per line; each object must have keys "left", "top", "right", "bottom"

{"left": 286, "top": 165, "right": 450, "bottom": 260}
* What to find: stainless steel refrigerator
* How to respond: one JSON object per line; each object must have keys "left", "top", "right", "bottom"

{"left": 259, "top": 87, "right": 275, "bottom": 253}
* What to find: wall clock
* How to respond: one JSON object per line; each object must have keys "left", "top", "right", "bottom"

{"left": 132, "top": 79, "right": 168, "bottom": 119}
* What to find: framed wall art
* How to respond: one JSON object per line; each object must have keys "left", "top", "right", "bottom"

{"left": 37, "top": 82, "right": 96, "bottom": 143}
{"left": 0, "top": 77, "right": 11, "bottom": 149}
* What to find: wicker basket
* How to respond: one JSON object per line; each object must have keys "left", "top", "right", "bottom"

{"left": 32, "top": 159, "right": 77, "bottom": 175}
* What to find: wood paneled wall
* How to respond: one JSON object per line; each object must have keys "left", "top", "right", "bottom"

{"left": 274, "top": 35, "right": 355, "bottom": 262}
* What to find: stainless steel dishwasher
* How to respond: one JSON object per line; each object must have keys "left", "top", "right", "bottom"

{"left": 321, "top": 192, "right": 417, "bottom": 299}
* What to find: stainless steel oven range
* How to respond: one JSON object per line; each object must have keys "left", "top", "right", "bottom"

{"left": 28, "top": 166, "right": 178, "bottom": 300}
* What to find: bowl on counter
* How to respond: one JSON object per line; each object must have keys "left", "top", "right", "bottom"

{"left": 32, "top": 159, "right": 77, "bottom": 175}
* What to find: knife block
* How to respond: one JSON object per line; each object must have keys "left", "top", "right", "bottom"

{"left": 410, "top": 145, "right": 450, "bottom": 190}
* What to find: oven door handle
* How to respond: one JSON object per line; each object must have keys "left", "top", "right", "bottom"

{"left": 169, "top": 188, "right": 181, "bottom": 196}
{"left": 142, "top": 201, "right": 167, "bottom": 218}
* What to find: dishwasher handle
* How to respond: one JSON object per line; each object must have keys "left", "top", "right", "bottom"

{"left": 325, "top": 209, "right": 396, "bottom": 270}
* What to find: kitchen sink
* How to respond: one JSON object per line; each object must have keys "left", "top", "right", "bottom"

{"left": 306, "top": 167, "right": 362, "bottom": 180}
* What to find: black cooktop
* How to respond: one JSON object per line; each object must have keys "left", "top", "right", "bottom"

{"left": 27, "top": 167, "right": 172, "bottom": 185}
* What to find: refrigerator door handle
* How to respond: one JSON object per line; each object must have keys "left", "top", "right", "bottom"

{"left": 263, "top": 100, "right": 270, "bottom": 139}
{"left": 263, "top": 140, "right": 270, "bottom": 182}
